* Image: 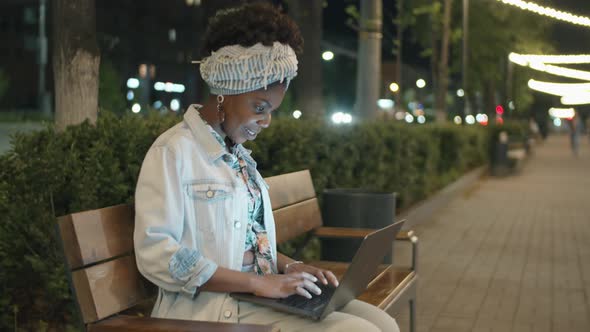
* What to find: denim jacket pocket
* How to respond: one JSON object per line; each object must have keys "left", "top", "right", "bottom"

{"left": 187, "top": 182, "right": 234, "bottom": 202}
{"left": 186, "top": 181, "right": 234, "bottom": 236}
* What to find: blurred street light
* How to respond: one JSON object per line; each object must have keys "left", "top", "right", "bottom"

{"left": 322, "top": 51, "right": 334, "bottom": 61}
{"left": 127, "top": 78, "right": 140, "bottom": 89}
{"left": 389, "top": 82, "right": 399, "bottom": 93}
{"left": 331, "top": 111, "right": 353, "bottom": 124}
{"left": 416, "top": 79, "right": 426, "bottom": 89}
{"left": 548, "top": 107, "right": 575, "bottom": 118}
{"left": 170, "top": 99, "right": 180, "bottom": 112}
{"left": 377, "top": 99, "right": 394, "bottom": 110}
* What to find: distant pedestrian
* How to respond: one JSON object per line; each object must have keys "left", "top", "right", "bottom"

{"left": 528, "top": 117, "right": 541, "bottom": 141}
{"left": 567, "top": 112, "right": 582, "bottom": 156}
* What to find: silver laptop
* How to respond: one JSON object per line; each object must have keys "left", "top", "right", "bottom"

{"left": 230, "top": 219, "right": 405, "bottom": 320}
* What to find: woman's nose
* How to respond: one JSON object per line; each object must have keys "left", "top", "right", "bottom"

{"left": 258, "top": 113, "right": 272, "bottom": 128}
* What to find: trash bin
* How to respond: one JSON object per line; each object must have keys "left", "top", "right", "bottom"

{"left": 491, "top": 130, "right": 510, "bottom": 176}
{"left": 321, "top": 189, "right": 396, "bottom": 262}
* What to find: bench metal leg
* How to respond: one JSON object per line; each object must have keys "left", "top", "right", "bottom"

{"left": 409, "top": 298, "right": 416, "bottom": 332}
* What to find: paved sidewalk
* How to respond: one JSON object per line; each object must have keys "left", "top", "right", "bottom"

{"left": 395, "top": 135, "right": 590, "bottom": 332}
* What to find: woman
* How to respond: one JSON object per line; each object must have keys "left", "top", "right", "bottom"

{"left": 134, "top": 3, "right": 399, "bottom": 331}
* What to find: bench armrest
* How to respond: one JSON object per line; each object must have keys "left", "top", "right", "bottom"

{"left": 400, "top": 231, "right": 419, "bottom": 272}
{"left": 313, "top": 226, "right": 374, "bottom": 238}
{"left": 314, "top": 227, "right": 415, "bottom": 242}
{"left": 314, "top": 227, "right": 419, "bottom": 272}
{"left": 396, "top": 230, "right": 416, "bottom": 241}
{"left": 88, "top": 315, "right": 279, "bottom": 332}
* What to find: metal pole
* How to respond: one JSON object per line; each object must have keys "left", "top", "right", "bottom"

{"left": 39, "top": 0, "right": 49, "bottom": 115}
{"left": 462, "top": 0, "right": 471, "bottom": 116}
{"left": 395, "top": 0, "right": 403, "bottom": 114}
{"left": 355, "top": 0, "right": 382, "bottom": 120}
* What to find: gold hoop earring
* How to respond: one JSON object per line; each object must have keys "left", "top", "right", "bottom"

{"left": 217, "top": 95, "right": 225, "bottom": 123}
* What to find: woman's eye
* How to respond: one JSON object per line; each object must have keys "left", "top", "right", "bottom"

{"left": 255, "top": 106, "right": 265, "bottom": 113}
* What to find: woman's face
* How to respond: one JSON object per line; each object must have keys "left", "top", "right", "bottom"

{"left": 223, "top": 83, "right": 286, "bottom": 144}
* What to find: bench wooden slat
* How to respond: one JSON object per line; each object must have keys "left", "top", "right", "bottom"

{"left": 273, "top": 198, "right": 322, "bottom": 244}
{"left": 313, "top": 227, "right": 375, "bottom": 239}
{"left": 314, "top": 228, "right": 415, "bottom": 242}
{"left": 306, "top": 261, "right": 412, "bottom": 309}
{"left": 73, "top": 254, "right": 152, "bottom": 323}
{"left": 58, "top": 204, "right": 134, "bottom": 270}
{"left": 265, "top": 170, "right": 316, "bottom": 210}
{"left": 360, "top": 267, "right": 415, "bottom": 309}
{"left": 88, "top": 315, "right": 279, "bottom": 332}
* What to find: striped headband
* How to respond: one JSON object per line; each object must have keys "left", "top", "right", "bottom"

{"left": 197, "top": 42, "right": 298, "bottom": 95}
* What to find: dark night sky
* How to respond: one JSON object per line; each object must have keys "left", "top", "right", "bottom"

{"left": 549, "top": 0, "right": 590, "bottom": 54}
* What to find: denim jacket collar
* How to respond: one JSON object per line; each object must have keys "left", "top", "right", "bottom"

{"left": 184, "top": 104, "right": 257, "bottom": 168}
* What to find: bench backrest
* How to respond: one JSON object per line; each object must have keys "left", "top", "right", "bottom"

{"left": 56, "top": 169, "right": 321, "bottom": 325}
{"left": 265, "top": 169, "right": 323, "bottom": 243}
{"left": 57, "top": 204, "right": 154, "bottom": 325}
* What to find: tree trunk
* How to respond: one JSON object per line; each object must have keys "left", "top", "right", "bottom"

{"left": 435, "top": 0, "right": 452, "bottom": 122}
{"left": 430, "top": 11, "right": 439, "bottom": 107}
{"left": 394, "top": 0, "right": 404, "bottom": 111}
{"left": 355, "top": 0, "right": 382, "bottom": 120}
{"left": 486, "top": 79, "right": 497, "bottom": 119}
{"left": 287, "top": 0, "right": 324, "bottom": 119}
{"left": 52, "top": 0, "right": 100, "bottom": 132}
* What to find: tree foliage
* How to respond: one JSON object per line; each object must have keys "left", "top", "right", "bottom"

{"left": 98, "top": 60, "right": 126, "bottom": 114}
{"left": 408, "top": 0, "right": 555, "bottom": 116}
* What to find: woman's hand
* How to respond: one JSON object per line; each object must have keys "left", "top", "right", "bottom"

{"left": 285, "top": 263, "right": 339, "bottom": 288}
{"left": 252, "top": 272, "right": 322, "bottom": 299}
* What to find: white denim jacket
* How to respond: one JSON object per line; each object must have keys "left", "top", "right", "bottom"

{"left": 134, "top": 105, "right": 278, "bottom": 323}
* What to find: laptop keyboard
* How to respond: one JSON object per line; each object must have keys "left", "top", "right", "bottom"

{"left": 277, "top": 283, "right": 336, "bottom": 311}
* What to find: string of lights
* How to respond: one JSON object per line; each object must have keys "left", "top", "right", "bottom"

{"left": 509, "top": 53, "right": 590, "bottom": 65}
{"left": 509, "top": 53, "right": 590, "bottom": 81}
{"left": 510, "top": 54, "right": 590, "bottom": 105}
{"left": 527, "top": 79, "right": 590, "bottom": 96}
{"left": 533, "top": 64, "right": 590, "bottom": 81}
{"left": 497, "top": 0, "right": 590, "bottom": 28}
{"left": 561, "top": 94, "right": 590, "bottom": 105}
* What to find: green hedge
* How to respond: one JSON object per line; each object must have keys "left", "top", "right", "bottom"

{"left": 0, "top": 112, "right": 497, "bottom": 330}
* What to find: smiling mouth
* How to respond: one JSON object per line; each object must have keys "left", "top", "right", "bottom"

{"left": 244, "top": 127, "right": 258, "bottom": 139}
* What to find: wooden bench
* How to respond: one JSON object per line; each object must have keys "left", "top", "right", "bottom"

{"left": 492, "top": 133, "right": 531, "bottom": 176}
{"left": 56, "top": 170, "right": 418, "bottom": 331}
{"left": 507, "top": 141, "right": 529, "bottom": 173}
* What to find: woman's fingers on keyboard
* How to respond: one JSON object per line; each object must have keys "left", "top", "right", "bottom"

{"left": 325, "top": 270, "right": 339, "bottom": 287}
{"left": 295, "top": 285, "right": 312, "bottom": 299}
{"left": 316, "top": 271, "right": 329, "bottom": 285}
{"left": 301, "top": 278, "right": 322, "bottom": 295}
{"left": 299, "top": 271, "right": 318, "bottom": 283}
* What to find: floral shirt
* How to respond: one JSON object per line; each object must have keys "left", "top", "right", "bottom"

{"left": 205, "top": 124, "right": 276, "bottom": 275}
